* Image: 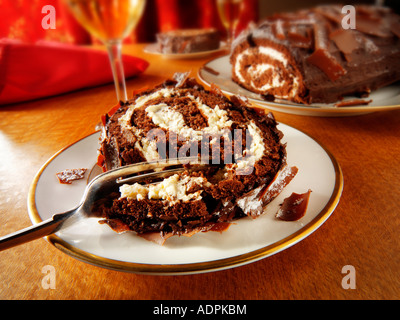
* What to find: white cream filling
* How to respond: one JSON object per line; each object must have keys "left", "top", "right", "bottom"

{"left": 120, "top": 174, "right": 210, "bottom": 202}
{"left": 118, "top": 88, "right": 234, "bottom": 161}
{"left": 119, "top": 88, "right": 175, "bottom": 130}
{"left": 144, "top": 97, "right": 233, "bottom": 141}
{"left": 134, "top": 139, "right": 159, "bottom": 162}
{"left": 247, "top": 64, "right": 282, "bottom": 91}
{"left": 234, "top": 120, "right": 266, "bottom": 171}
{"left": 145, "top": 103, "right": 189, "bottom": 136}
{"left": 234, "top": 46, "right": 299, "bottom": 99}
{"left": 258, "top": 46, "right": 288, "bottom": 65}
{"left": 116, "top": 87, "right": 268, "bottom": 180}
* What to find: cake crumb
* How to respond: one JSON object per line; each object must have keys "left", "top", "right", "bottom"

{"left": 56, "top": 168, "right": 87, "bottom": 184}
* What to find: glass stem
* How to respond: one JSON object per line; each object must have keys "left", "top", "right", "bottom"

{"left": 106, "top": 40, "right": 128, "bottom": 103}
{"left": 227, "top": 27, "right": 234, "bottom": 48}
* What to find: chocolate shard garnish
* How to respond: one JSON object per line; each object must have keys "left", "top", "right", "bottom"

{"left": 287, "top": 25, "right": 313, "bottom": 49}
{"left": 272, "top": 20, "right": 286, "bottom": 40}
{"left": 306, "top": 48, "right": 347, "bottom": 81}
{"left": 329, "top": 29, "right": 359, "bottom": 56}
{"left": 276, "top": 189, "right": 312, "bottom": 221}
{"left": 237, "top": 165, "right": 298, "bottom": 218}
{"left": 307, "top": 22, "right": 347, "bottom": 81}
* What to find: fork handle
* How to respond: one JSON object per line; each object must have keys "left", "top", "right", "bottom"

{"left": 0, "top": 211, "right": 73, "bottom": 252}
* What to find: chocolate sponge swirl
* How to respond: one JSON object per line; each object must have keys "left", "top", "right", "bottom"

{"left": 97, "top": 74, "right": 294, "bottom": 242}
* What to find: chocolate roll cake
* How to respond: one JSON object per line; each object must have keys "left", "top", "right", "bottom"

{"left": 97, "top": 74, "right": 296, "bottom": 242}
{"left": 156, "top": 28, "right": 220, "bottom": 54}
{"left": 230, "top": 5, "right": 400, "bottom": 104}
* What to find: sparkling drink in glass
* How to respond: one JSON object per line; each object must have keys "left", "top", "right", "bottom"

{"left": 65, "top": 0, "right": 146, "bottom": 102}
{"left": 217, "top": 0, "right": 243, "bottom": 46}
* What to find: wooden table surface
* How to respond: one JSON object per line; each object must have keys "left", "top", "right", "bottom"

{"left": 0, "top": 43, "right": 399, "bottom": 300}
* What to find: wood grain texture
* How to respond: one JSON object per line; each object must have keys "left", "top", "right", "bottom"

{"left": 0, "top": 44, "right": 399, "bottom": 300}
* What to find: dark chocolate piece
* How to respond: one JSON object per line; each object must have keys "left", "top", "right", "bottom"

{"left": 276, "top": 189, "right": 312, "bottom": 221}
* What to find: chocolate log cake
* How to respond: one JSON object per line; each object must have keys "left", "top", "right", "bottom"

{"left": 156, "top": 28, "right": 220, "bottom": 54}
{"left": 230, "top": 5, "right": 400, "bottom": 104}
{"left": 97, "top": 74, "right": 296, "bottom": 242}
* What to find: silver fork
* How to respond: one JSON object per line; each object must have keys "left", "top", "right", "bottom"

{"left": 0, "top": 157, "right": 204, "bottom": 252}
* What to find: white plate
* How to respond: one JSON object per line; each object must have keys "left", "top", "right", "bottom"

{"left": 198, "top": 55, "right": 400, "bottom": 117}
{"left": 28, "top": 125, "right": 343, "bottom": 275}
{"left": 144, "top": 43, "right": 226, "bottom": 60}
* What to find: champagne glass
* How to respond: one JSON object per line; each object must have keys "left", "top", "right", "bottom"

{"left": 217, "top": 0, "right": 244, "bottom": 47}
{"left": 64, "top": 0, "right": 146, "bottom": 102}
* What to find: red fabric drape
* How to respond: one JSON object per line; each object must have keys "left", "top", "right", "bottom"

{"left": 0, "top": 0, "right": 259, "bottom": 44}
{"left": 0, "top": 39, "right": 149, "bottom": 105}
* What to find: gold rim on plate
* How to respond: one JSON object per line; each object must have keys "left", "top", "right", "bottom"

{"left": 27, "top": 126, "right": 343, "bottom": 275}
